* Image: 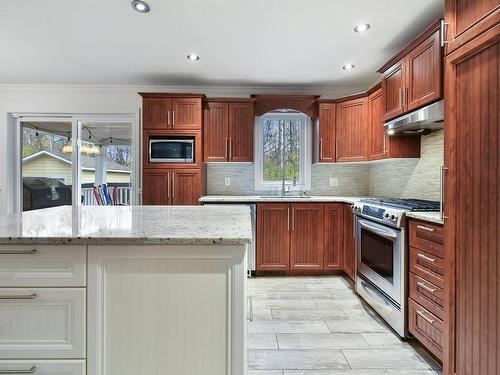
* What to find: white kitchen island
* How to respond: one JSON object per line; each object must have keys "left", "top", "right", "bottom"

{"left": 0, "top": 205, "right": 252, "bottom": 375}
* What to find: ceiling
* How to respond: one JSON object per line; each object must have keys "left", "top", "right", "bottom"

{"left": 0, "top": 0, "right": 443, "bottom": 89}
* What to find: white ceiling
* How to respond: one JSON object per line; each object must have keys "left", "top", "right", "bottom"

{"left": 0, "top": 0, "right": 443, "bottom": 89}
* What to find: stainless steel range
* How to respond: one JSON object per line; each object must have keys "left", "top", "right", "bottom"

{"left": 352, "top": 198, "right": 439, "bottom": 338}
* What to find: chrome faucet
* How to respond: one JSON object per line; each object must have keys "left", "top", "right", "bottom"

{"left": 281, "top": 158, "right": 298, "bottom": 197}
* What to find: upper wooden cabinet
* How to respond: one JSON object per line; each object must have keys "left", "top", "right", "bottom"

{"left": 318, "top": 103, "right": 336, "bottom": 162}
{"left": 204, "top": 99, "right": 254, "bottom": 162}
{"left": 336, "top": 97, "right": 368, "bottom": 162}
{"left": 367, "top": 88, "right": 386, "bottom": 160}
{"left": 141, "top": 94, "right": 204, "bottom": 130}
{"left": 379, "top": 20, "right": 443, "bottom": 121}
{"left": 444, "top": 0, "right": 499, "bottom": 54}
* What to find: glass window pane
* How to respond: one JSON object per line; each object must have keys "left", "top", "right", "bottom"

{"left": 21, "top": 122, "right": 73, "bottom": 211}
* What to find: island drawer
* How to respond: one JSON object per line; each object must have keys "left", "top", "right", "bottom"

{"left": 409, "top": 272, "right": 444, "bottom": 319}
{"left": 0, "top": 288, "right": 86, "bottom": 359}
{"left": 0, "top": 245, "right": 86, "bottom": 287}
{"left": 0, "top": 360, "right": 85, "bottom": 375}
{"left": 409, "top": 220, "right": 444, "bottom": 258}
{"left": 410, "top": 246, "right": 445, "bottom": 288}
{"left": 408, "top": 299, "right": 444, "bottom": 361}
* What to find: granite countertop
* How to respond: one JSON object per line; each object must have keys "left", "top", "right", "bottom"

{"left": 0, "top": 206, "right": 253, "bottom": 245}
{"left": 200, "top": 195, "right": 364, "bottom": 204}
{"left": 406, "top": 211, "right": 444, "bottom": 225}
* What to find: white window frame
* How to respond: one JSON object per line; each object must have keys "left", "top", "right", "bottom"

{"left": 254, "top": 112, "right": 312, "bottom": 192}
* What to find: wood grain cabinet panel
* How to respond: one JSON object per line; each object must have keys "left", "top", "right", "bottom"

{"left": 290, "top": 204, "right": 324, "bottom": 271}
{"left": 410, "top": 273, "right": 445, "bottom": 318}
{"left": 318, "top": 103, "right": 336, "bottom": 162}
{"left": 256, "top": 204, "right": 290, "bottom": 271}
{"left": 336, "top": 97, "right": 368, "bottom": 162}
{"left": 343, "top": 205, "right": 356, "bottom": 281}
{"left": 323, "top": 204, "right": 344, "bottom": 270}
{"left": 142, "top": 169, "right": 170, "bottom": 205}
{"left": 382, "top": 60, "right": 406, "bottom": 120}
{"left": 204, "top": 102, "right": 229, "bottom": 162}
{"left": 410, "top": 246, "right": 445, "bottom": 289}
{"left": 444, "top": 28, "right": 499, "bottom": 375}
{"left": 171, "top": 169, "right": 202, "bottom": 205}
{"left": 367, "top": 88, "right": 386, "bottom": 160}
{"left": 409, "top": 220, "right": 445, "bottom": 257}
{"left": 171, "top": 98, "right": 202, "bottom": 130}
{"left": 143, "top": 98, "right": 172, "bottom": 129}
{"left": 228, "top": 103, "right": 254, "bottom": 162}
{"left": 409, "top": 299, "right": 444, "bottom": 361}
{"left": 406, "top": 29, "right": 443, "bottom": 111}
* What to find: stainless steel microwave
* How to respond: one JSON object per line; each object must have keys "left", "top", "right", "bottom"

{"left": 149, "top": 138, "right": 195, "bottom": 163}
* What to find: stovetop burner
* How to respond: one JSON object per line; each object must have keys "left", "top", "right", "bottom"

{"left": 360, "top": 198, "right": 440, "bottom": 212}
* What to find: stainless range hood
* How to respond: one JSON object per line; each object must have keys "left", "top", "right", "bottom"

{"left": 384, "top": 100, "right": 444, "bottom": 135}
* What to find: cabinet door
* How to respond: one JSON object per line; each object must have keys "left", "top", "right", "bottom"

{"left": 0, "top": 288, "right": 85, "bottom": 359}
{"left": 336, "top": 98, "right": 368, "bottom": 162}
{"left": 318, "top": 103, "right": 336, "bottom": 162}
{"left": 368, "top": 88, "right": 386, "bottom": 160}
{"left": 228, "top": 103, "right": 254, "bottom": 162}
{"left": 142, "top": 169, "right": 170, "bottom": 205}
{"left": 204, "top": 102, "right": 229, "bottom": 162}
{"left": 290, "top": 204, "right": 324, "bottom": 271}
{"left": 343, "top": 205, "right": 356, "bottom": 280}
{"left": 382, "top": 60, "right": 406, "bottom": 120}
{"left": 406, "top": 29, "right": 443, "bottom": 111}
{"left": 444, "top": 35, "right": 499, "bottom": 375}
{"left": 256, "top": 204, "right": 290, "bottom": 271}
{"left": 445, "top": 0, "right": 499, "bottom": 53}
{"left": 171, "top": 98, "right": 202, "bottom": 130}
{"left": 171, "top": 169, "right": 201, "bottom": 205}
{"left": 143, "top": 98, "right": 172, "bottom": 129}
{"left": 323, "top": 204, "right": 344, "bottom": 270}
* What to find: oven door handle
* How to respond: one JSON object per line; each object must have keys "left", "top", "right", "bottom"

{"left": 358, "top": 219, "right": 398, "bottom": 239}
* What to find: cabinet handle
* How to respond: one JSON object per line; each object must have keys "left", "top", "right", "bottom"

{"left": 0, "top": 293, "right": 37, "bottom": 300}
{"left": 167, "top": 173, "right": 170, "bottom": 199}
{"left": 399, "top": 87, "right": 404, "bottom": 109}
{"left": 417, "top": 281, "right": 437, "bottom": 294}
{"left": 319, "top": 139, "right": 323, "bottom": 160}
{"left": 225, "top": 137, "right": 229, "bottom": 160}
{"left": 404, "top": 87, "right": 408, "bottom": 106}
{"left": 0, "top": 249, "right": 36, "bottom": 255}
{"left": 246, "top": 296, "right": 254, "bottom": 321}
{"left": 416, "top": 253, "right": 436, "bottom": 263}
{"left": 0, "top": 367, "right": 37, "bottom": 374}
{"left": 383, "top": 134, "right": 387, "bottom": 154}
{"left": 167, "top": 111, "right": 170, "bottom": 127}
{"left": 335, "top": 139, "right": 339, "bottom": 161}
{"left": 172, "top": 111, "right": 175, "bottom": 127}
{"left": 416, "top": 225, "right": 435, "bottom": 233}
{"left": 291, "top": 207, "right": 295, "bottom": 231}
{"left": 172, "top": 173, "right": 175, "bottom": 199}
{"left": 416, "top": 310, "right": 436, "bottom": 325}
{"left": 440, "top": 20, "right": 450, "bottom": 47}
{"left": 440, "top": 165, "right": 448, "bottom": 221}
{"left": 229, "top": 138, "right": 233, "bottom": 160}
{"left": 287, "top": 207, "right": 290, "bottom": 232}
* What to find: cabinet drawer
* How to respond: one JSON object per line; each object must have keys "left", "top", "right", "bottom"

{"left": 410, "top": 246, "right": 445, "bottom": 288}
{"left": 409, "top": 273, "right": 444, "bottom": 319}
{"left": 0, "top": 360, "right": 85, "bottom": 375}
{"left": 408, "top": 299, "right": 443, "bottom": 361}
{"left": 0, "top": 288, "right": 85, "bottom": 359}
{"left": 0, "top": 245, "right": 86, "bottom": 287}
{"left": 409, "top": 220, "right": 444, "bottom": 258}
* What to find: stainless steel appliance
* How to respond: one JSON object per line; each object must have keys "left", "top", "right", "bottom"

{"left": 384, "top": 100, "right": 444, "bottom": 135}
{"left": 352, "top": 198, "right": 440, "bottom": 337}
{"left": 149, "top": 137, "right": 195, "bottom": 163}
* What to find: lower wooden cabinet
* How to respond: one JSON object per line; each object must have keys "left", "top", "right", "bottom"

{"left": 343, "top": 204, "right": 356, "bottom": 280}
{"left": 409, "top": 299, "right": 444, "bottom": 360}
{"left": 256, "top": 202, "right": 355, "bottom": 277}
{"left": 143, "top": 168, "right": 203, "bottom": 205}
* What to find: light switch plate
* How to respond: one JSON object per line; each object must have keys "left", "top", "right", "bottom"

{"left": 329, "top": 177, "right": 339, "bottom": 187}
{"left": 224, "top": 177, "right": 231, "bottom": 187}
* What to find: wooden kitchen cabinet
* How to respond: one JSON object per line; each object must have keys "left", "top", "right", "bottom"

{"left": 443, "top": 19, "right": 499, "bottom": 375}
{"left": 290, "top": 204, "right": 324, "bottom": 271}
{"left": 343, "top": 204, "right": 356, "bottom": 281}
{"left": 203, "top": 99, "right": 254, "bottom": 162}
{"left": 256, "top": 203, "right": 290, "bottom": 271}
{"left": 379, "top": 20, "right": 443, "bottom": 121}
{"left": 141, "top": 93, "right": 204, "bottom": 130}
{"left": 368, "top": 88, "right": 387, "bottom": 160}
{"left": 336, "top": 97, "right": 368, "bottom": 162}
{"left": 323, "top": 203, "right": 344, "bottom": 270}
{"left": 444, "top": 0, "right": 499, "bottom": 54}
{"left": 318, "top": 103, "right": 336, "bottom": 162}
{"left": 143, "top": 168, "right": 203, "bottom": 205}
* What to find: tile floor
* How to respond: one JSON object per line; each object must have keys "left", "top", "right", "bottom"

{"left": 247, "top": 275, "right": 442, "bottom": 375}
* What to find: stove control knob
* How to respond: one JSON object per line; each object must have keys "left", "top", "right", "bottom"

{"left": 390, "top": 214, "right": 398, "bottom": 222}
{"left": 384, "top": 213, "right": 390, "bottom": 219}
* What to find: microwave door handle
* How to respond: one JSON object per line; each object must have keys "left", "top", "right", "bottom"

{"left": 358, "top": 219, "right": 398, "bottom": 239}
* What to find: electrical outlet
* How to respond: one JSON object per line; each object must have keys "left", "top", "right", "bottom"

{"left": 224, "top": 177, "right": 231, "bottom": 187}
{"left": 329, "top": 177, "right": 339, "bottom": 187}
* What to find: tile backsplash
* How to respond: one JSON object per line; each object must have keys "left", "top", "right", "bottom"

{"left": 206, "top": 130, "right": 444, "bottom": 200}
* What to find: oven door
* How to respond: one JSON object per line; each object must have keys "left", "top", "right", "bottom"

{"left": 355, "top": 217, "right": 403, "bottom": 305}
{"left": 149, "top": 139, "right": 194, "bottom": 163}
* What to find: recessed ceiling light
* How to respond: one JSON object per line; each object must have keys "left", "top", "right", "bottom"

{"left": 342, "top": 64, "right": 355, "bottom": 71}
{"left": 354, "top": 23, "right": 371, "bottom": 33}
{"left": 387, "top": 129, "right": 395, "bottom": 135}
{"left": 131, "top": 0, "right": 150, "bottom": 13}
{"left": 187, "top": 53, "right": 200, "bottom": 62}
